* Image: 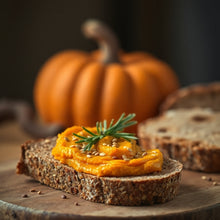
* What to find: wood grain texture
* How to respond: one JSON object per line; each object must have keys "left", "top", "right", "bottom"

{"left": 0, "top": 161, "right": 219, "bottom": 220}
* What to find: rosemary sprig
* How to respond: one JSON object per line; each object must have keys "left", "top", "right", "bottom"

{"left": 73, "top": 113, "right": 138, "bottom": 151}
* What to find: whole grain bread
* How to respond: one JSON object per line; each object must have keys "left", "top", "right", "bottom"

{"left": 160, "top": 82, "right": 220, "bottom": 112}
{"left": 16, "top": 137, "right": 182, "bottom": 206}
{"left": 138, "top": 108, "right": 220, "bottom": 172}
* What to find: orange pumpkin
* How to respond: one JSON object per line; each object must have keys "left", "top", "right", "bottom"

{"left": 34, "top": 19, "right": 179, "bottom": 132}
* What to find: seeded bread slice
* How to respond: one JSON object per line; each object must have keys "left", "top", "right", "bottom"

{"left": 16, "top": 137, "right": 182, "bottom": 206}
{"left": 138, "top": 108, "right": 220, "bottom": 173}
{"left": 160, "top": 82, "right": 220, "bottom": 112}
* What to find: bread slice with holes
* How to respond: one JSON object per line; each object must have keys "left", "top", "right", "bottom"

{"left": 160, "top": 82, "right": 220, "bottom": 112}
{"left": 138, "top": 108, "right": 220, "bottom": 172}
{"left": 16, "top": 137, "right": 182, "bottom": 206}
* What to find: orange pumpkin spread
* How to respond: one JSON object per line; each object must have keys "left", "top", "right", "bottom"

{"left": 52, "top": 126, "right": 163, "bottom": 177}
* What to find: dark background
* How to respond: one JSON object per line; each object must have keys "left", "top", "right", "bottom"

{"left": 1, "top": 0, "right": 219, "bottom": 104}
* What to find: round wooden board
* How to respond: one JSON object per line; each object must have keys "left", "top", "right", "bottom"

{"left": 0, "top": 161, "right": 219, "bottom": 220}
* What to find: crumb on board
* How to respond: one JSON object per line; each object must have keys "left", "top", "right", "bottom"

{"left": 201, "top": 175, "right": 219, "bottom": 186}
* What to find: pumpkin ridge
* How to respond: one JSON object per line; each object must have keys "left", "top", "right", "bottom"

{"left": 72, "top": 62, "right": 105, "bottom": 126}
{"left": 99, "top": 64, "right": 133, "bottom": 129}
{"left": 124, "top": 64, "right": 161, "bottom": 123}
{"left": 44, "top": 54, "right": 88, "bottom": 123}
{"left": 93, "top": 63, "right": 107, "bottom": 123}
{"left": 69, "top": 58, "right": 95, "bottom": 126}
{"left": 139, "top": 60, "right": 179, "bottom": 100}
{"left": 34, "top": 51, "right": 83, "bottom": 122}
{"left": 122, "top": 66, "right": 136, "bottom": 114}
{"left": 48, "top": 56, "right": 91, "bottom": 126}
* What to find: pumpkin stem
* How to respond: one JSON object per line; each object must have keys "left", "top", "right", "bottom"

{"left": 82, "top": 19, "right": 120, "bottom": 64}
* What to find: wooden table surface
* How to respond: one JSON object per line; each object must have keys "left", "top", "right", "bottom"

{"left": 0, "top": 121, "right": 31, "bottom": 164}
{"left": 0, "top": 121, "right": 220, "bottom": 220}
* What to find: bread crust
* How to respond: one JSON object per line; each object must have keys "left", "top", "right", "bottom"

{"left": 138, "top": 108, "right": 220, "bottom": 172}
{"left": 139, "top": 136, "right": 220, "bottom": 172}
{"left": 16, "top": 137, "right": 182, "bottom": 206}
{"left": 160, "top": 82, "right": 220, "bottom": 112}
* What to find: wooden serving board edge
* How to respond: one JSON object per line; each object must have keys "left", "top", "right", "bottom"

{"left": 1, "top": 199, "right": 220, "bottom": 220}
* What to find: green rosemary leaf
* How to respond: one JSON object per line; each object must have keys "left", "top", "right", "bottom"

{"left": 114, "top": 121, "right": 137, "bottom": 132}
{"left": 113, "top": 134, "right": 138, "bottom": 140}
{"left": 113, "top": 132, "right": 137, "bottom": 137}
{"left": 107, "top": 113, "right": 136, "bottom": 134}
{"left": 103, "top": 120, "right": 107, "bottom": 132}
{"left": 109, "top": 118, "right": 114, "bottom": 128}
{"left": 83, "top": 136, "right": 100, "bottom": 151}
{"left": 113, "top": 113, "right": 126, "bottom": 127}
{"left": 99, "top": 122, "right": 102, "bottom": 135}
{"left": 81, "top": 126, "right": 97, "bottom": 137}
{"left": 83, "top": 142, "right": 93, "bottom": 151}
{"left": 72, "top": 133, "right": 87, "bottom": 139}
{"left": 96, "top": 121, "right": 100, "bottom": 135}
{"left": 74, "top": 139, "right": 87, "bottom": 143}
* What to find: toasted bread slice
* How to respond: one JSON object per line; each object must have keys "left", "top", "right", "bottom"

{"left": 17, "top": 137, "right": 182, "bottom": 206}
{"left": 138, "top": 108, "right": 220, "bottom": 172}
{"left": 160, "top": 82, "right": 220, "bottom": 112}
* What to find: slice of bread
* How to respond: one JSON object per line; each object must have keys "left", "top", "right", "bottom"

{"left": 16, "top": 137, "right": 182, "bottom": 206}
{"left": 138, "top": 108, "right": 220, "bottom": 172}
{"left": 160, "top": 82, "right": 220, "bottom": 112}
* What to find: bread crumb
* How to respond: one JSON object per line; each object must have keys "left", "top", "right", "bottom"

{"left": 207, "top": 177, "right": 212, "bottom": 181}
{"left": 22, "top": 194, "right": 28, "bottom": 198}
{"left": 61, "top": 194, "right": 67, "bottom": 199}
{"left": 30, "top": 189, "right": 36, "bottom": 192}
